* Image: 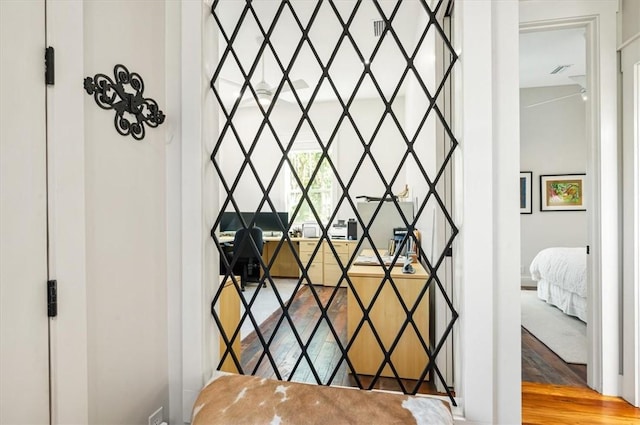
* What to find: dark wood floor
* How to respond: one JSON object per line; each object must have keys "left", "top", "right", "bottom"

{"left": 240, "top": 284, "right": 588, "bottom": 387}
{"left": 234, "top": 285, "right": 640, "bottom": 422}
{"left": 240, "top": 285, "right": 439, "bottom": 395}
{"left": 521, "top": 326, "right": 587, "bottom": 386}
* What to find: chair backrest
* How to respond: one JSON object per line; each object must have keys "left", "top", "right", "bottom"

{"left": 232, "top": 227, "right": 264, "bottom": 260}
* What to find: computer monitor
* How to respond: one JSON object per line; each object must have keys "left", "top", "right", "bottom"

{"left": 219, "top": 211, "right": 289, "bottom": 234}
{"left": 253, "top": 212, "right": 289, "bottom": 233}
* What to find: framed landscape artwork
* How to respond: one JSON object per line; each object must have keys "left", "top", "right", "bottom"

{"left": 520, "top": 171, "right": 532, "bottom": 214}
{"left": 540, "top": 173, "right": 586, "bottom": 211}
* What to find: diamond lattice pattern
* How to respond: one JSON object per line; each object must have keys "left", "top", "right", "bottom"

{"left": 209, "top": 0, "right": 458, "bottom": 403}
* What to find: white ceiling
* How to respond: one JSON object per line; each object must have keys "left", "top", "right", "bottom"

{"left": 520, "top": 27, "right": 586, "bottom": 88}
{"left": 214, "top": 0, "right": 436, "bottom": 107}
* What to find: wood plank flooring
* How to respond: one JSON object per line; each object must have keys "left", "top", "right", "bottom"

{"left": 240, "top": 285, "right": 439, "bottom": 395}
{"left": 521, "top": 327, "right": 586, "bottom": 386}
{"left": 522, "top": 382, "right": 640, "bottom": 424}
{"left": 234, "top": 284, "right": 640, "bottom": 423}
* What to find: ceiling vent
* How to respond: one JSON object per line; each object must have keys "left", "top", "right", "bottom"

{"left": 373, "top": 20, "right": 384, "bottom": 37}
{"left": 550, "top": 64, "right": 572, "bottom": 74}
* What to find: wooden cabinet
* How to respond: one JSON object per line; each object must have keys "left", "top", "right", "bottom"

{"left": 263, "top": 240, "right": 299, "bottom": 278}
{"left": 346, "top": 264, "right": 430, "bottom": 380}
{"left": 323, "top": 240, "right": 353, "bottom": 287}
{"left": 218, "top": 276, "right": 241, "bottom": 373}
{"left": 298, "top": 239, "right": 323, "bottom": 284}
{"left": 298, "top": 239, "right": 358, "bottom": 286}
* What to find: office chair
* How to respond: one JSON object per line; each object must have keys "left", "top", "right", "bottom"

{"left": 228, "top": 227, "right": 265, "bottom": 291}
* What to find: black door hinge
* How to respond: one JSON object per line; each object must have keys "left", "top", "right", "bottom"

{"left": 445, "top": 246, "right": 453, "bottom": 257}
{"left": 586, "top": 245, "right": 590, "bottom": 255}
{"left": 45, "top": 46, "right": 54, "bottom": 85}
{"left": 47, "top": 280, "right": 57, "bottom": 317}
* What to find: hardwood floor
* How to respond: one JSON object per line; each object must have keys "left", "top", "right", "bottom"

{"left": 521, "top": 316, "right": 640, "bottom": 423}
{"left": 240, "top": 285, "right": 439, "bottom": 395}
{"left": 234, "top": 285, "right": 640, "bottom": 422}
{"left": 522, "top": 382, "right": 640, "bottom": 424}
{"left": 521, "top": 327, "right": 586, "bottom": 386}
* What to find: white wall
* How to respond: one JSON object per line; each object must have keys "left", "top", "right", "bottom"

{"left": 520, "top": 86, "right": 588, "bottom": 280}
{"left": 217, "top": 98, "right": 407, "bottom": 221}
{"left": 405, "top": 12, "right": 438, "bottom": 258}
{"left": 83, "top": 1, "right": 168, "bottom": 423}
{"left": 620, "top": 0, "right": 640, "bottom": 44}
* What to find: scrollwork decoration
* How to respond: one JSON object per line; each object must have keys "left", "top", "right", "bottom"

{"left": 84, "top": 64, "right": 165, "bottom": 141}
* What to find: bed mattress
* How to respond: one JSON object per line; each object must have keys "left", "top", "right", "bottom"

{"left": 530, "top": 247, "right": 587, "bottom": 322}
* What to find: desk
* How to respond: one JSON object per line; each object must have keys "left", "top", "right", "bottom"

{"left": 346, "top": 262, "right": 430, "bottom": 380}
{"left": 219, "top": 235, "right": 358, "bottom": 283}
{"left": 218, "top": 276, "right": 241, "bottom": 373}
{"left": 219, "top": 235, "right": 301, "bottom": 278}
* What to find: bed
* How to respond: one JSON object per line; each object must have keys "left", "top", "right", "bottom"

{"left": 529, "top": 247, "right": 587, "bottom": 322}
{"left": 192, "top": 371, "right": 454, "bottom": 425}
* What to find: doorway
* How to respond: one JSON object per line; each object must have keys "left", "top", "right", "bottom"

{"left": 519, "top": 25, "right": 590, "bottom": 387}
{"left": 208, "top": 0, "right": 458, "bottom": 402}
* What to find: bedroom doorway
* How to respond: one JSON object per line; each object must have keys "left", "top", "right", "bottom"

{"left": 519, "top": 25, "right": 591, "bottom": 387}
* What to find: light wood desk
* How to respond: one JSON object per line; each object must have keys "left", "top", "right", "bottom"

{"left": 218, "top": 276, "right": 241, "bottom": 373}
{"left": 219, "top": 235, "right": 358, "bottom": 284}
{"left": 346, "top": 262, "right": 430, "bottom": 380}
{"left": 219, "top": 234, "right": 301, "bottom": 278}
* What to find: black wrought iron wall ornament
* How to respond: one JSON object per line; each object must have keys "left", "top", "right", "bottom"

{"left": 84, "top": 64, "right": 165, "bottom": 141}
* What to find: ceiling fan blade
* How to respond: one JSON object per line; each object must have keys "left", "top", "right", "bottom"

{"left": 280, "top": 79, "right": 309, "bottom": 93}
{"left": 525, "top": 91, "right": 582, "bottom": 108}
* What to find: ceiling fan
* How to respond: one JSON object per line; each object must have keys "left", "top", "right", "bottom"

{"left": 221, "top": 44, "right": 309, "bottom": 107}
{"left": 525, "top": 75, "right": 587, "bottom": 108}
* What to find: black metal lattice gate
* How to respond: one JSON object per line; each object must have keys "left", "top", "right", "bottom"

{"left": 209, "top": 0, "right": 458, "bottom": 404}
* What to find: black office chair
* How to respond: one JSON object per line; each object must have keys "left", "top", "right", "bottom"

{"left": 228, "top": 227, "right": 265, "bottom": 291}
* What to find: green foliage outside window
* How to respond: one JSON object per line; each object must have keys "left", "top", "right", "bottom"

{"left": 288, "top": 150, "right": 333, "bottom": 224}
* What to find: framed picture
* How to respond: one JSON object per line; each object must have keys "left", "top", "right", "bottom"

{"left": 540, "top": 173, "right": 586, "bottom": 211}
{"left": 520, "top": 171, "right": 532, "bottom": 214}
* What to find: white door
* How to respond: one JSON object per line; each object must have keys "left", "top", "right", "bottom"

{"left": 621, "top": 37, "right": 640, "bottom": 408}
{"left": 0, "top": 0, "right": 50, "bottom": 423}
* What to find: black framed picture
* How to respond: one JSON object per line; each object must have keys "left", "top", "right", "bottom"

{"left": 520, "top": 171, "right": 532, "bottom": 214}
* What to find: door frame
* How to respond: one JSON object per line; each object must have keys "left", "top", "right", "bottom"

{"left": 620, "top": 35, "right": 640, "bottom": 407}
{"left": 44, "top": 1, "right": 90, "bottom": 423}
{"left": 519, "top": 0, "right": 620, "bottom": 395}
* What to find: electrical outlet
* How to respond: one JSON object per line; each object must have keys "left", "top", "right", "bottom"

{"left": 148, "top": 406, "right": 163, "bottom": 425}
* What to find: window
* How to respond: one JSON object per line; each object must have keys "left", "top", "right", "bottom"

{"left": 286, "top": 148, "right": 333, "bottom": 224}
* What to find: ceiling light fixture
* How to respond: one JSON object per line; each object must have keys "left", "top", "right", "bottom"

{"left": 550, "top": 64, "right": 572, "bottom": 74}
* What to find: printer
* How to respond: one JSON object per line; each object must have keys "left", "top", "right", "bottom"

{"left": 329, "top": 220, "right": 348, "bottom": 239}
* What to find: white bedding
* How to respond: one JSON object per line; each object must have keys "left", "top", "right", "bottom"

{"left": 530, "top": 247, "right": 587, "bottom": 322}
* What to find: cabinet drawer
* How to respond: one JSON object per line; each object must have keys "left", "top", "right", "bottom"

{"left": 323, "top": 241, "right": 350, "bottom": 265}
{"left": 323, "top": 264, "right": 347, "bottom": 287}
{"left": 299, "top": 240, "right": 321, "bottom": 253}
{"left": 323, "top": 250, "right": 349, "bottom": 265}
{"left": 299, "top": 248, "right": 322, "bottom": 263}
{"left": 300, "top": 262, "right": 323, "bottom": 285}
{"left": 324, "top": 241, "right": 350, "bottom": 255}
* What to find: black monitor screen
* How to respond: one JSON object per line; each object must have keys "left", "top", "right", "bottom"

{"left": 219, "top": 211, "right": 289, "bottom": 233}
{"left": 219, "top": 212, "right": 243, "bottom": 232}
